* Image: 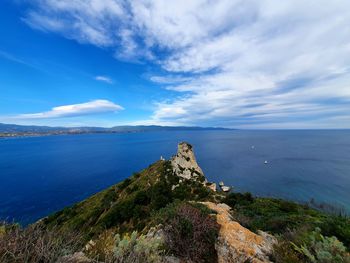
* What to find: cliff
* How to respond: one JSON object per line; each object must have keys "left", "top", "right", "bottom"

{"left": 171, "top": 142, "right": 204, "bottom": 180}
{"left": 171, "top": 142, "right": 217, "bottom": 191}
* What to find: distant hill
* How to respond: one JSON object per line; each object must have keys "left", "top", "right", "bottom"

{"left": 0, "top": 123, "right": 231, "bottom": 136}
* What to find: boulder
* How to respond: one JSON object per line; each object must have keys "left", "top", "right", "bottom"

{"left": 221, "top": 186, "right": 231, "bottom": 192}
{"left": 207, "top": 182, "right": 217, "bottom": 192}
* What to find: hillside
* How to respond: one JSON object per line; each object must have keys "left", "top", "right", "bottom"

{"left": 43, "top": 158, "right": 216, "bottom": 239}
{"left": 1, "top": 142, "right": 350, "bottom": 263}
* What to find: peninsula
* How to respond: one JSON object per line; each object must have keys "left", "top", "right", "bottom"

{"left": 0, "top": 142, "right": 349, "bottom": 263}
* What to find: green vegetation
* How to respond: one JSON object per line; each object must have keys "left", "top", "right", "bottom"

{"left": 292, "top": 228, "right": 349, "bottom": 263}
{"left": 223, "top": 192, "right": 350, "bottom": 262}
{"left": 154, "top": 201, "right": 219, "bottom": 263}
{"left": 84, "top": 201, "right": 219, "bottom": 263}
{"left": 43, "top": 160, "right": 215, "bottom": 239}
{"left": 0, "top": 223, "right": 83, "bottom": 263}
{"left": 85, "top": 230, "right": 164, "bottom": 263}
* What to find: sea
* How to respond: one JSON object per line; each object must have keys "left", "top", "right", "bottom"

{"left": 0, "top": 130, "right": 349, "bottom": 225}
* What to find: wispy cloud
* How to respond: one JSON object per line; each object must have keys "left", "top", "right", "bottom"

{"left": 0, "top": 50, "right": 45, "bottom": 72}
{"left": 15, "top": 100, "right": 123, "bottom": 119}
{"left": 149, "top": 75, "right": 191, "bottom": 85}
{"left": 95, "top": 75, "right": 114, "bottom": 84}
{"left": 23, "top": 0, "right": 350, "bottom": 128}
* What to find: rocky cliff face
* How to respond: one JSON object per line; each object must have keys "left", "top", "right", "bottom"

{"left": 171, "top": 142, "right": 204, "bottom": 180}
{"left": 171, "top": 142, "right": 217, "bottom": 191}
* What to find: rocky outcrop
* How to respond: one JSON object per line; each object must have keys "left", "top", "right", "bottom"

{"left": 201, "top": 202, "right": 277, "bottom": 263}
{"left": 171, "top": 142, "right": 204, "bottom": 180}
{"left": 207, "top": 182, "right": 217, "bottom": 191}
{"left": 219, "top": 181, "right": 232, "bottom": 192}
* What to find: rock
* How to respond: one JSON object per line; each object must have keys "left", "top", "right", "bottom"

{"left": 84, "top": 240, "right": 95, "bottom": 252}
{"left": 171, "top": 184, "right": 179, "bottom": 191}
{"left": 207, "top": 182, "right": 217, "bottom": 192}
{"left": 221, "top": 186, "right": 231, "bottom": 192}
{"left": 56, "top": 252, "right": 92, "bottom": 263}
{"left": 171, "top": 142, "right": 204, "bottom": 180}
{"left": 201, "top": 202, "right": 277, "bottom": 263}
{"left": 171, "top": 142, "right": 220, "bottom": 193}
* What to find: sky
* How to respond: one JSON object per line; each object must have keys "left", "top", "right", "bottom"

{"left": 0, "top": 0, "right": 350, "bottom": 128}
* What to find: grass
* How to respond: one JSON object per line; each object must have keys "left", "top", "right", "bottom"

{"left": 0, "top": 223, "right": 83, "bottom": 263}
{"left": 43, "top": 160, "right": 216, "bottom": 240}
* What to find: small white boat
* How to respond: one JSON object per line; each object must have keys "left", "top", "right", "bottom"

{"left": 264, "top": 160, "right": 268, "bottom": 164}
{"left": 251, "top": 145, "right": 255, "bottom": 149}
{"left": 219, "top": 181, "right": 224, "bottom": 186}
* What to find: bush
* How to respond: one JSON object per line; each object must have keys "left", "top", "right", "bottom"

{"left": 320, "top": 216, "right": 350, "bottom": 248}
{"left": 223, "top": 192, "right": 254, "bottom": 208}
{"left": 149, "top": 178, "right": 173, "bottom": 210}
{"left": 158, "top": 202, "right": 219, "bottom": 263}
{"left": 133, "top": 172, "right": 141, "bottom": 179}
{"left": 272, "top": 240, "right": 304, "bottom": 263}
{"left": 0, "top": 223, "right": 82, "bottom": 263}
{"left": 119, "top": 178, "right": 132, "bottom": 190}
{"left": 272, "top": 226, "right": 350, "bottom": 263}
{"left": 86, "top": 230, "right": 164, "bottom": 263}
{"left": 292, "top": 228, "right": 350, "bottom": 263}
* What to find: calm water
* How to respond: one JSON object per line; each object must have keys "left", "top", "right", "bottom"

{"left": 0, "top": 130, "right": 349, "bottom": 224}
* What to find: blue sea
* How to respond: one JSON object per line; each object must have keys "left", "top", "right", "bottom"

{"left": 0, "top": 130, "right": 349, "bottom": 224}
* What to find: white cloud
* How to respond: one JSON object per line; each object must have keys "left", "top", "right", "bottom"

{"left": 149, "top": 75, "right": 191, "bottom": 84}
{"left": 95, "top": 75, "right": 114, "bottom": 84}
{"left": 23, "top": 0, "right": 350, "bottom": 128}
{"left": 15, "top": 100, "right": 123, "bottom": 119}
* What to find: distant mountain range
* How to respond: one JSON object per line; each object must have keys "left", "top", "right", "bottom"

{"left": 0, "top": 123, "right": 231, "bottom": 136}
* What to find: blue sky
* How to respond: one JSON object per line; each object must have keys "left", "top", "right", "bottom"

{"left": 1, "top": 0, "right": 350, "bottom": 128}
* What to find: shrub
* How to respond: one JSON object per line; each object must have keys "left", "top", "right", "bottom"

{"left": 319, "top": 216, "right": 350, "bottom": 248}
{"left": 133, "top": 172, "right": 141, "bottom": 179}
{"left": 149, "top": 177, "right": 173, "bottom": 210}
{"left": 223, "top": 192, "right": 254, "bottom": 208}
{"left": 272, "top": 226, "right": 350, "bottom": 263}
{"left": 292, "top": 228, "right": 350, "bottom": 263}
{"left": 101, "top": 189, "right": 118, "bottom": 209}
{"left": 0, "top": 223, "right": 82, "bottom": 263}
{"left": 158, "top": 202, "right": 219, "bottom": 263}
{"left": 272, "top": 240, "right": 304, "bottom": 263}
{"left": 86, "top": 230, "right": 164, "bottom": 263}
{"left": 119, "top": 178, "right": 132, "bottom": 190}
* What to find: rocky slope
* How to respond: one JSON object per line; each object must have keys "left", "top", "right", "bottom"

{"left": 202, "top": 202, "right": 276, "bottom": 263}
